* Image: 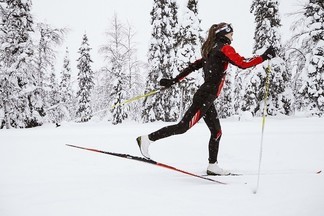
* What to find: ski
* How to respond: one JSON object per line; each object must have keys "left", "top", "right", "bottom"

{"left": 204, "top": 170, "right": 322, "bottom": 176}
{"left": 240, "top": 170, "right": 322, "bottom": 176}
{"left": 203, "top": 173, "right": 242, "bottom": 177}
{"left": 66, "top": 144, "right": 226, "bottom": 184}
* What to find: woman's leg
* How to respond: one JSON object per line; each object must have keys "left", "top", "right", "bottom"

{"left": 148, "top": 93, "right": 216, "bottom": 142}
{"left": 203, "top": 104, "right": 222, "bottom": 164}
{"left": 203, "top": 105, "right": 230, "bottom": 175}
{"left": 149, "top": 102, "right": 201, "bottom": 141}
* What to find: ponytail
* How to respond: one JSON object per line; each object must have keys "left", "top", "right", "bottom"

{"left": 201, "top": 23, "right": 227, "bottom": 59}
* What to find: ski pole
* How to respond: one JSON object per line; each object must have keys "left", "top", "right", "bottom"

{"left": 69, "top": 87, "right": 164, "bottom": 123}
{"left": 254, "top": 61, "right": 271, "bottom": 194}
{"left": 111, "top": 88, "right": 164, "bottom": 109}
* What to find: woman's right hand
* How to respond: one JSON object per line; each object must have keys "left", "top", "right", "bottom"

{"left": 159, "top": 78, "right": 177, "bottom": 88}
{"left": 261, "top": 46, "right": 276, "bottom": 60}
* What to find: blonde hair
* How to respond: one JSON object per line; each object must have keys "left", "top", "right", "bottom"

{"left": 201, "top": 23, "right": 227, "bottom": 59}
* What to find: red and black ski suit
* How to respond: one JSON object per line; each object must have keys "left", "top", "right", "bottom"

{"left": 148, "top": 39, "right": 264, "bottom": 163}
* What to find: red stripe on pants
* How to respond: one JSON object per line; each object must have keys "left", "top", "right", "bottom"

{"left": 189, "top": 110, "right": 201, "bottom": 128}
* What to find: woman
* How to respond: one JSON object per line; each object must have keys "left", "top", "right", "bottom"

{"left": 137, "top": 23, "right": 275, "bottom": 175}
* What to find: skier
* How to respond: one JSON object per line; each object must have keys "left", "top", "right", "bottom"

{"left": 137, "top": 23, "right": 276, "bottom": 175}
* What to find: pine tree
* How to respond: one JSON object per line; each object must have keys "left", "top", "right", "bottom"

{"left": 76, "top": 34, "right": 94, "bottom": 122}
{"left": 59, "top": 47, "right": 74, "bottom": 121}
{"left": 296, "top": 0, "right": 324, "bottom": 116}
{"left": 0, "top": 0, "right": 36, "bottom": 128}
{"left": 143, "top": 0, "right": 179, "bottom": 122}
{"left": 177, "top": 0, "right": 202, "bottom": 62}
{"left": 33, "top": 22, "right": 65, "bottom": 125}
{"left": 245, "top": 0, "right": 293, "bottom": 116}
{"left": 34, "top": 23, "right": 65, "bottom": 88}
{"left": 176, "top": 0, "right": 203, "bottom": 116}
{"left": 46, "top": 66, "right": 64, "bottom": 124}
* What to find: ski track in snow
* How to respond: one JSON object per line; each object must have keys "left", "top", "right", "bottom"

{"left": 1, "top": 117, "right": 323, "bottom": 216}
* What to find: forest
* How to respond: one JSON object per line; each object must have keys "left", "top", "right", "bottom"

{"left": 0, "top": 0, "right": 323, "bottom": 129}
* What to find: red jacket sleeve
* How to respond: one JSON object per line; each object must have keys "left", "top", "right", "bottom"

{"left": 221, "top": 45, "right": 263, "bottom": 69}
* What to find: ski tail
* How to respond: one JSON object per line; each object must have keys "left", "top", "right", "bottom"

{"left": 66, "top": 144, "right": 225, "bottom": 184}
{"left": 66, "top": 144, "right": 156, "bottom": 164}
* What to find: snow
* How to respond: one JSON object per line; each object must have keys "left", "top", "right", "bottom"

{"left": 1, "top": 117, "right": 323, "bottom": 216}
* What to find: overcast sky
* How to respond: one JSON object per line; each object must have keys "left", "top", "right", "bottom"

{"left": 31, "top": 0, "right": 305, "bottom": 74}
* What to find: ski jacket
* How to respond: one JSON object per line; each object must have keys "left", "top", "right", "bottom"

{"left": 175, "top": 40, "right": 264, "bottom": 97}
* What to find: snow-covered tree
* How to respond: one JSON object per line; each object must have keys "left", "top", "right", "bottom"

{"left": 142, "top": 0, "right": 179, "bottom": 122}
{"left": 241, "top": 71, "right": 262, "bottom": 115}
{"left": 99, "top": 14, "right": 129, "bottom": 124}
{"left": 177, "top": 0, "right": 202, "bottom": 65}
{"left": 0, "top": 0, "right": 37, "bottom": 128}
{"left": 76, "top": 33, "right": 94, "bottom": 122}
{"left": 46, "top": 66, "right": 64, "bottom": 124}
{"left": 294, "top": 0, "right": 324, "bottom": 116}
{"left": 91, "top": 67, "right": 113, "bottom": 120}
{"left": 123, "top": 23, "right": 146, "bottom": 121}
{"left": 96, "top": 15, "right": 145, "bottom": 123}
{"left": 59, "top": 47, "right": 74, "bottom": 121}
{"left": 245, "top": 0, "right": 293, "bottom": 116}
{"left": 34, "top": 23, "right": 65, "bottom": 88}
{"left": 176, "top": 0, "right": 203, "bottom": 116}
{"left": 285, "top": 0, "right": 324, "bottom": 116}
{"left": 233, "top": 68, "right": 245, "bottom": 115}
{"left": 32, "top": 22, "right": 65, "bottom": 124}
{"left": 215, "top": 68, "right": 234, "bottom": 118}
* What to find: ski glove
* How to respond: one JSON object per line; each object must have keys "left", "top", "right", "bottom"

{"left": 261, "top": 46, "right": 276, "bottom": 60}
{"left": 160, "top": 78, "right": 177, "bottom": 88}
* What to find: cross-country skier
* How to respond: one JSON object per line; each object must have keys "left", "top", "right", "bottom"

{"left": 137, "top": 23, "right": 276, "bottom": 175}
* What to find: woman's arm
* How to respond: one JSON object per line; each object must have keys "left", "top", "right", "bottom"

{"left": 174, "top": 58, "right": 204, "bottom": 81}
{"left": 220, "top": 45, "right": 264, "bottom": 69}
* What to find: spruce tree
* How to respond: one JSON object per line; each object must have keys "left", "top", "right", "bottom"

{"left": 33, "top": 23, "right": 65, "bottom": 125}
{"left": 59, "top": 47, "right": 74, "bottom": 121}
{"left": 297, "top": 0, "right": 324, "bottom": 116}
{"left": 176, "top": 0, "right": 203, "bottom": 116}
{"left": 46, "top": 66, "right": 64, "bottom": 124}
{"left": 34, "top": 23, "right": 65, "bottom": 88}
{"left": 0, "top": 0, "right": 36, "bottom": 128}
{"left": 245, "top": 0, "right": 293, "bottom": 116}
{"left": 76, "top": 34, "right": 94, "bottom": 122}
{"left": 143, "top": 0, "right": 179, "bottom": 122}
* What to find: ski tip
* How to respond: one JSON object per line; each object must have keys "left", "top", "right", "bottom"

{"left": 66, "top": 144, "right": 77, "bottom": 148}
{"left": 203, "top": 173, "right": 242, "bottom": 177}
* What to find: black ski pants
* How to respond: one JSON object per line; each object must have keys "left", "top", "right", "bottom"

{"left": 148, "top": 90, "right": 222, "bottom": 163}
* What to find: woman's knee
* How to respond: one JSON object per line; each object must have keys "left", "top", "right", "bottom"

{"left": 174, "top": 121, "right": 190, "bottom": 135}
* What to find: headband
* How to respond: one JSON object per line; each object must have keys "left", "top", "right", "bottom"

{"left": 215, "top": 24, "right": 233, "bottom": 36}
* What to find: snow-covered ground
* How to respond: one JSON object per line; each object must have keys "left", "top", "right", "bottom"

{"left": 1, "top": 117, "right": 323, "bottom": 216}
